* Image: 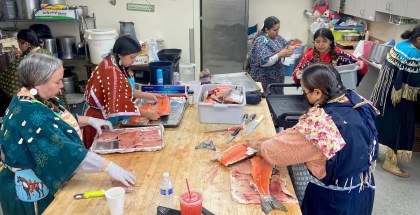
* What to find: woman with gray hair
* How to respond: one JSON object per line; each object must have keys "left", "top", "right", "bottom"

{"left": 0, "top": 53, "right": 136, "bottom": 215}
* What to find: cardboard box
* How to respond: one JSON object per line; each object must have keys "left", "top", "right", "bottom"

{"left": 197, "top": 84, "right": 246, "bottom": 124}
{"left": 34, "top": 9, "right": 77, "bottom": 20}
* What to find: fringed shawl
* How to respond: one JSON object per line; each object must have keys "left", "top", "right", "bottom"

{"left": 371, "top": 40, "right": 420, "bottom": 113}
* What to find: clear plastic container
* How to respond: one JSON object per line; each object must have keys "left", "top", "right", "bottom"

{"left": 179, "top": 63, "right": 195, "bottom": 83}
{"left": 159, "top": 172, "right": 174, "bottom": 208}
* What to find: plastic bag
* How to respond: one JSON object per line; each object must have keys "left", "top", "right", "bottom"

{"left": 310, "top": 18, "right": 329, "bottom": 34}
{"left": 314, "top": 0, "right": 328, "bottom": 14}
{"left": 352, "top": 40, "right": 365, "bottom": 58}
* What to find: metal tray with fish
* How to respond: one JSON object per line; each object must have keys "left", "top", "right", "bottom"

{"left": 90, "top": 125, "right": 164, "bottom": 154}
{"left": 121, "top": 97, "right": 187, "bottom": 128}
{"left": 211, "top": 72, "right": 261, "bottom": 93}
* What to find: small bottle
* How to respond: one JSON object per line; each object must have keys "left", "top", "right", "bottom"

{"left": 199, "top": 68, "right": 211, "bottom": 85}
{"left": 187, "top": 89, "right": 194, "bottom": 106}
{"left": 159, "top": 172, "right": 174, "bottom": 208}
{"left": 365, "top": 31, "right": 370, "bottom": 41}
{"left": 156, "top": 39, "right": 166, "bottom": 51}
{"left": 173, "top": 72, "right": 180, "bottom": 85}
{"left": 157, "top": 69, "right": 164, "bottom": 85}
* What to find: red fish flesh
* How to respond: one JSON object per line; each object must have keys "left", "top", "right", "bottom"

{"left": 230, "top": 161, "right": 298, "bottom": 205}
{"left": 250, "top": 156, "right": 287, "bottom": 214}
{"left": 218, "top": 142, "right": 255, "bottom": 166}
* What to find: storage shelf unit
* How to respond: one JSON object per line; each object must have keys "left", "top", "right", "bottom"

{"left": 0, "top": 15, "right": 96, "bottom": 43}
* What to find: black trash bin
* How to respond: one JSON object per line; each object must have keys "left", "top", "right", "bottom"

{"left": 157, "top": 49, "right": 181, "bottom": 62}
{"left": 149, "top": 61, "right": 173, "bottom": 85}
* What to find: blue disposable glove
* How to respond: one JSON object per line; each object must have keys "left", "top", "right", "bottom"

{"left": 105, "top": 162, "right": 136, "bottom": 186}
{"left": 87, "top": 117, "right": 113, "bottom": 135}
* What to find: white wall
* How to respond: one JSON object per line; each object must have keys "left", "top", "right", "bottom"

{"left": 66, "top": 0, "right": 195, "bottom": 64}
{"left": 249, "top": 0, "right": 312, "bottom": 44}
{"left": 368, "top": 20, "right": 416, "bottom": 43}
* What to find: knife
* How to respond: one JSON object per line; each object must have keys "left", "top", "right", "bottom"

{"left": 245, "top": 115, "right": 264, "bottom": 136}
{"left": 242, "top": 113, "right": 248, "bottom": 126}
{"left": 245, "top": 113, "right": 256, "bottom": 125}
{"left": 226, "top": 127, "right": 241, "bottom": 144}
{"left": 204, "top": 126, "right": 243, "bottom": 133}
{"left": 73, "top": 190, "right": 106, "bottom": 200}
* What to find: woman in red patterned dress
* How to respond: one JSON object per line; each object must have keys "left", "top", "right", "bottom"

{"left": 83, "top": 36, "right": 162, "bottom": 148}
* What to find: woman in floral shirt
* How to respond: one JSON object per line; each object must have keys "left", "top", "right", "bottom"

{"left": 247, "top": 63, "right": 378, "bottom": 215}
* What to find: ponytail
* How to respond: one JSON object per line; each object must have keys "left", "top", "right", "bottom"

{"left": 401, "top": 30, "right": 412, "bottom": 40}
{"left": 401, "top": 25, "right": 420, "bottom": 42}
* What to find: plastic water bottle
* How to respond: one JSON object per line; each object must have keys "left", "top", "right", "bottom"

{"left": 157, "top": 69, "right": 164, "bottom": 85}
{"left": 159, "top": 172, "right": 174, "bottom": 208}
{"left": 173, "top": 72, "right": 180, "bottom": 85}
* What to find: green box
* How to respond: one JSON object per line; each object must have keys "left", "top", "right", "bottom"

{"left": 34, "top": 9, "right": 77, "bottom": 20}
{"left": 126, "top": 3, "right": 155, "bottom": 12}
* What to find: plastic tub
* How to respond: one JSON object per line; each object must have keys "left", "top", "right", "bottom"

{"left": 157, "top": 49, "right": 181, "bottom": 62}
{"left": 330, "top": 29, "right": 358, "bottom": 41}
{"left": 197, "top": 84, "right": 246, "bottom": 124}
{"left": 335, "top": 64, "right": 359, "bottom": 90}
{"left": 84, "top": 28, "right": 118, "bottom": 64}
{"left": 149, "top": 61, "right": 173, "bottom": 85}
{"left": 179, "top": 63, "right": 195, "bottom": 83}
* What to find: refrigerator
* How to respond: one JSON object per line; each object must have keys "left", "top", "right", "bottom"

{"left": 201, "top": 0, "right": 249, "bottom": 74}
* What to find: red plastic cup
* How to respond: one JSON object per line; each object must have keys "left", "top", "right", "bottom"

{"left": 179, "top": 190, "right": 202, "bottom": 215}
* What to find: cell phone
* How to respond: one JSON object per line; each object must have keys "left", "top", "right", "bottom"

{"left": 157, "top": 206, "right": 181, "bottom": 215}
{"left": 156, "top": 206, "right": 215, "bottom": 215}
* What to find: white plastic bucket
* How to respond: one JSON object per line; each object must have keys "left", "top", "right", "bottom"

{"left": 85, "top": 28, "right": 118, "bottom": 64}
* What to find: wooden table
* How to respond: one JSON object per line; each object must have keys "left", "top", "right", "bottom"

{"left": 44, "top": 97, "right": 302, "bottom": 215}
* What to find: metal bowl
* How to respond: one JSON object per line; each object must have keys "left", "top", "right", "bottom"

{"left": 342, "top": 33, "right": 360, "bottom": 41}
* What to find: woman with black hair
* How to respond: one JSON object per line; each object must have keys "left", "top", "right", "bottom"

{"left": 248, "top": 16, "right": 295, "bottom": 94}
{"left": 371, "top": 25, "right": 420, "bottom": 178}
{"left": 246, "top": 63, "right": 378, "bottom": 215}
{"left": 83, "top": 35, "right": 162, "bottom": 149}
{"left": 293, "top": 28, "right": 367, "bottom": 85}
{"left": 0, "top": 29, "right": 66, "bottom": 110}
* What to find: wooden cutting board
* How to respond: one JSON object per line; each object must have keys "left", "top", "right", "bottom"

{"left": 336, "top": 41, "right": 359, "bottom": 49}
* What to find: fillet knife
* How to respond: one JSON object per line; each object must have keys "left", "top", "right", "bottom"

{"left": 226, "top": 127, "right": 241, "bottom": 144}
{"left": 204, "top": 126, "right": 243, "bottom": 133}
{"left": 245, "top": 115, "right": 264, "bottom": 136}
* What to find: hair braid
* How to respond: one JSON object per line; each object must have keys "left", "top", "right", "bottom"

{"left": 34, "top": 94, "right": 60, "bottom": 113}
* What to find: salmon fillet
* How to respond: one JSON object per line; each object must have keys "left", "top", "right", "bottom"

{"left": 250, "top": 156, "right": 272, "bottom": 195}
{"left": 139, "top": 95, "right": 171, "bottom": 116}
{"left": 218, "top": 143, "right": 252, "bottom": 166}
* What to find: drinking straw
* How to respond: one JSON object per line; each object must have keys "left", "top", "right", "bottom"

{"left": 185, "top": 179, "right": 192, "bottom": 199}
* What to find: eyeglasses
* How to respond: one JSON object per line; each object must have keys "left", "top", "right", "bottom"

{"left": 301, "top": 89, "right": 313, "bottom": 95}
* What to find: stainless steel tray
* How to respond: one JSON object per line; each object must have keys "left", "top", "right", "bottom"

{"left": 210, "top": 72, "right": 261, "bottom": 93}
{"left": 91, "top": 125, "right": 164, "bottom": 154}
{"left": 121, "top": 97, "right": 187, "bottom": 128}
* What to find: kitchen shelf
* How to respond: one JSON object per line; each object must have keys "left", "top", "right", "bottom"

{"left": 0, "top": 17, "right": 95, "bottom": 23}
